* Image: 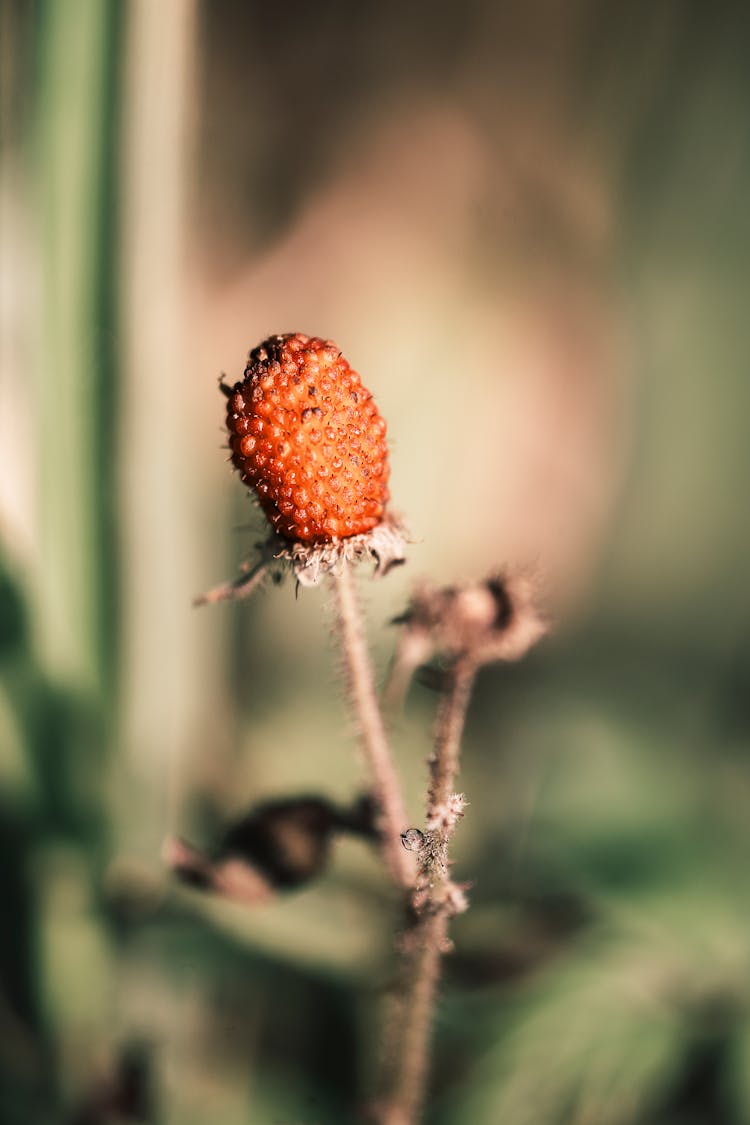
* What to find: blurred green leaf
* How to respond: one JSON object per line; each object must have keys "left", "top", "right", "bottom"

{"left": 452, "top": 938, "right": 689, "bottom": 1125}
{"left": 725, "top": 1019, "right": 750, "bottom": 1125}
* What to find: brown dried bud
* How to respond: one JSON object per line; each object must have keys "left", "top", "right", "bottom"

{"left": 165, "top": 793, "right": 378, "bottom": 905}
{"left": 218, "top": 796, "right": 340, "bottom": 888}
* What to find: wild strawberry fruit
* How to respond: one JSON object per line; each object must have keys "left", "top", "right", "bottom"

{"left": 197, "top": 333, "right": 404, "bottom": 602}
{"left": 223, "top": 333, "right": 390, "bottom": 544}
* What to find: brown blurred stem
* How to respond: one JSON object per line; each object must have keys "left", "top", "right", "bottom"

{"left": 380, "top": 659, "right": 476, "bottom": 1125}
{"left": 332, "top": 564, "right": 411, "bottom": 888}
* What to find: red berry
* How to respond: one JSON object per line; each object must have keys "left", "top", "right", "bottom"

{"left": 224, "top": 334, "right": 390, "bottom": 543}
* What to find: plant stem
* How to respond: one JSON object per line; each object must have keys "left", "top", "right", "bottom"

{"left": 428, "top": 659, "right": 475, "bottom": 814}
{"left": 332, "top": 564, "right": 411, "bottom": 888}
{"left": 380, "top": 912, "right": 448, "bottom": 1125}
{"left": 380, "top": 659, "right": 476, "bottom": 1125}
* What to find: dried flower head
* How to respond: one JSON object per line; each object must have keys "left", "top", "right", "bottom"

{"left": 387, "top": 571, "right": 547, "bottom": 701}
{"left": 198, "top": 333, "right": 406, "bottom": 602}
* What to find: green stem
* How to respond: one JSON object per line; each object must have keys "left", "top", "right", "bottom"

{"left": 33, "top": 0, "right": 120, "bottom": 701}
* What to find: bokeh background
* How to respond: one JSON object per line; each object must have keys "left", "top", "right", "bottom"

{"left": 2, "top": 1, "right": 750, "bottom": 1122}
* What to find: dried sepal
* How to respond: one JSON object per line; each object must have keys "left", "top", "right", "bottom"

{"left": 276, "top": 511, "right": 407, "bottom": 587}
{"left": 195, "top": 512, "right": 407, "bottom": 605}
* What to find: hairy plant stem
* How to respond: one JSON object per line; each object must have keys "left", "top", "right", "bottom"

{"left": 380, "top": 659, "right": 476, "bottom": 1125}
{"left": 332, "top": 565, "right": 411, "bottom": 888}
{"left": 428, "top": 659, "right": 476, "bottom": 814}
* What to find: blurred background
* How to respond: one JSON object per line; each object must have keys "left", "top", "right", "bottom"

{"left": 2, "top": 0, "right": 750, "bottom": 1121}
